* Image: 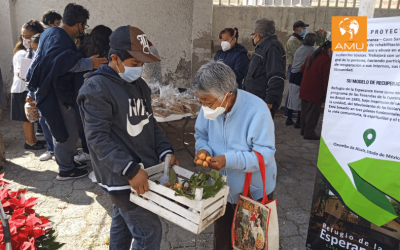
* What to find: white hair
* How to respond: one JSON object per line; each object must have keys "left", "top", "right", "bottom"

{"left": 192, "top": 60, "right": 238, "bottom": 99}
{"left": 254, "top": 18, "right": 275, "bottom": 38}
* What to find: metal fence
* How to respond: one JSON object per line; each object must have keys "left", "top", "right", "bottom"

{"left": 214, "top": 0, "right": 400, "bottom": 9}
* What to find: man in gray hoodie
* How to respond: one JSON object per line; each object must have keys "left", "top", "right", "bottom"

{"left": 77, "top": 26, "right": 179, "bottom": 250}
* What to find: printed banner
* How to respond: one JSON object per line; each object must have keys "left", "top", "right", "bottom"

{"left": 306, "top": 16, "right": 400, "bottom": 250}
{"left": 306, "top": 171, "right": 400, "bottom": 250}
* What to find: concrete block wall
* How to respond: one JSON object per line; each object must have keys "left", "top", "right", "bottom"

{"left": 212, "top": 5, "right": 400, "bottom": 55}
{"left": 0, "top": 0, "right": 205, "bottom": 96}
{"left": 1, "top": 1, "right": 400, "bottom": 100}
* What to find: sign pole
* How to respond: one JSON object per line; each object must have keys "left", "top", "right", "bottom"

{"left": 358, "top": 0, "right": 375, "bottom": 18}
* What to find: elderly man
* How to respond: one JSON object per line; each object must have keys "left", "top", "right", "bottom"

{"left": 193, "top": 60, "right": 276, "bottom": 250}
{"left": 244, "top": 18, "right": 286, "bottom": 118}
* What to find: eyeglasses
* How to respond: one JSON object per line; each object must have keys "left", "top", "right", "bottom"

{"left": 203, "top": 98, "right": 218, "bottom": 108}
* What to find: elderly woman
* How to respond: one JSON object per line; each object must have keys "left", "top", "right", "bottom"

{"left": 193, "top": 60, "right": 276, "bottom": 250}
{"left": 286, "top": 33, "right": 317, "bottom": 128}
{"left": 300, "top": 41, "right": 332, "bottom": 140}
{"left": 214, "top": 27, "right": 249, "bottom": 89}
{"left": 244, "top": 18, "right": 286, "bottom": 118}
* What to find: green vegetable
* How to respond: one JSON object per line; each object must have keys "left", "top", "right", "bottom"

{"left": 169, "top": 167, "right": 178, "bottom": 186}
{"left": 173, "top": 170, "right": 226, "bottom": 200}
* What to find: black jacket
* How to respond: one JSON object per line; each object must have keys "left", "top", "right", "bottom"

{"left": 26, "top": 27, "right": 83, "bottom": 143}
{"left": 214, "top": 43, "right": 249, "bottom": 89}
{"left": 244, "top": 35, "right": 286, "bottom": 104}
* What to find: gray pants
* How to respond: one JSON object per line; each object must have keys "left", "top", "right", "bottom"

{"left": 53, "top": 99, "right": 79, "bottom": 172}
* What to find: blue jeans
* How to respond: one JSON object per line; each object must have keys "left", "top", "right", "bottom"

{"left": 109, "top": 204, "right": 162, "bottom": 250}
{"left": 39, "top": 116, "right": 54, "bottom": 151}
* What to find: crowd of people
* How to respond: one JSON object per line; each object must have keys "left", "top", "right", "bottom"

{"left": 8, "top": 3, "right": 331, "bottom": 249}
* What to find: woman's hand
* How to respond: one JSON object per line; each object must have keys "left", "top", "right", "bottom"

{"left": 209, "top": 155, "right": 226, "bottom": 171}
{"left": 194, "top": 149, "right": 210, "bottom": 165}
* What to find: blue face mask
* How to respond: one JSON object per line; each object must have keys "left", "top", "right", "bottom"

{"left": 117, "top": 59, "right": 143, "bottom": 82}
{"left": 300, "top": 29, "right": 306, "bottom": 37}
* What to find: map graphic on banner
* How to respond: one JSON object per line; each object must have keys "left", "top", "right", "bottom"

{"left": 306, "top": 16, "right": 400, "bottom": 250}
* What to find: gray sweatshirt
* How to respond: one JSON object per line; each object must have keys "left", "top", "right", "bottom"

{"left": 291, "top": 45, "right": 315, "bottom": 74}
{"left": 77, "top": 65, "right": 173, "bottom": 194}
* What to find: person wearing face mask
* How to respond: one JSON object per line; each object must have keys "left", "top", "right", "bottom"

{"left": 193, "top": 60, "right": 276, "bottom": 250}
{"left": 299, "top": 41, "right": 332, "bottom": 140}
{"left": 11, "top": 20, "right": 45, "bottom": 150}
{"left": 283, "top": 20, "right": 309, "bottom": 119}
{"left": 77, "top": 26, "right": 179, "bottom": 250}
{"left": 26, "top": 33, "right": 56, "bottom": 161}
{"left": 244, "top": 18, "right": 286, "bottom": 118}
{"left": 26, "top": 3, "right": 108, "bottom": 180}
{"left": 214, "top": 27, "right": 249, "bottom": 89}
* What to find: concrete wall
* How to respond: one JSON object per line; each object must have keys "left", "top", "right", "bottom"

{"left": 0, "top": 0, "right": 206, "bottom": 96}
{"left": 212, "top": 5, "right": 400, "bottom": 55}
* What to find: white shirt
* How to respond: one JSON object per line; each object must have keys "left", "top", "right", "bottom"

{"left": 11, "top": 50, "right": 29, "bottom": 93}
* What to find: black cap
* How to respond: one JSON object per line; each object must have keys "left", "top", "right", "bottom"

{"left": 109, "top": 25, "right": 160, "bottom": 63}
{"left": 293, "top": 21, "right": 309, "bottom": 31}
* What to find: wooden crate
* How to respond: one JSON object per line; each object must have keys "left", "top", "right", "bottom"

{"left": 130, "top": 163, "right": 230, "bottom": 234}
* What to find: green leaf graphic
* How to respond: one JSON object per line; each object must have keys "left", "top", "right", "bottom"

{"left": 349, "top": 158, "right": 400, "bottom": 203}
{"left": 349, "top": 167, "right": 396, "bottom": 216}
{"left": 318, "top": 137, "right": 397, "bottom": 226}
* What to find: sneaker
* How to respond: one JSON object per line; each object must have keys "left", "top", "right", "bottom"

{"left": 56, "top": 169, "right": 89, "bottom": 181}
{"left": 39, "top": 151, "right": 54, "bottom": 161}
{"left": 73, "top": 159, "right": 88, "bottom": 169}
{"left": 24, "top": 143, "right": 45, "bottom": 150}
{"left": 74, "top": 151, "right": 91, "bottom": 162}
{"left": 36, "top": 140, "right": 47, "bottom": 145}
{"left": 36, "top": 128, "right": 44, "bottom": 136}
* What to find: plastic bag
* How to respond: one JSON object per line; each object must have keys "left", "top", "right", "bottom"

{"left": 164, "top": 101, "right": 184, "bottom": 115}
{"left": 152, "top": 106, "right": 170, "bottom": 117}
{"left": 25, "top": 101, "right": 40, "bottom": 122}
{"left": 147, "top": 77, "right": 161, "bottom": 94}
{"left": 159, "top": 85, "right": 179, "bottom": 99}
{"left": 179, "top": 99, "right": 200, "bottom": 115}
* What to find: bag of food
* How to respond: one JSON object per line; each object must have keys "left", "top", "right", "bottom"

{"left": 25, "top": 101, "right": 40, "bottom": 123}
{"left": 180, "top": 99, "right": 198, "bottom": 115}
{"left": 152, "top": 106, "right": 170, "bottom": 118}
{"left": 164, "top": 101, "right": 184, "bottom": 115}
{"left": 152, "top": 97, "right": 167, "bottom": 108}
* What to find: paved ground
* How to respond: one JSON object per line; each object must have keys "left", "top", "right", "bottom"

{"left": 0, "top": 108, "right": 322, "bottom": 250}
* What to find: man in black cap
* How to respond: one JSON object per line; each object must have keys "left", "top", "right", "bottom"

{"left": 284, "top": 20, "right": 309, "bottom": 122}
{"left": 77, "top": 25, "right": 179, "bottom": 250}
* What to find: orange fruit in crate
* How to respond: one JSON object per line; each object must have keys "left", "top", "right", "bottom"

{"left": 199, "top": 153, "right": 206, "bottom": 160}
{"left": 203, "top": 161, "right": 209, "bottom": 167}
{"left": 206, "top": 156, "right": 212, "bottom": 164}
{"left": 196, "top": 159, "right": 204, "bottom": 166}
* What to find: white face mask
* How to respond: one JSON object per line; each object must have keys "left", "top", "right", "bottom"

{"left": 117, "top": 58, "right": 143, "bottom": 82}
{"left": 221, "top": 41, "right": 231, "bottom": 51}
{"left": 202, "top": 93, "right": 229, "bottom": 120}
{"left": 22, "top": 38, "right": 31, "bottom": 49}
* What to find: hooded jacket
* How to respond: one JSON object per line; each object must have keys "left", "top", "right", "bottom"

{"left": 26, "top": 27, "right": 83, "bottom": 143}
{"left": 214, "top": 43, "right": 249, "bottom": 89}
{"left": 77, "top": 65, "right": 174, "bottom": 194}
{"left": 244, "top": 35, "right": 286, "bottom": 105}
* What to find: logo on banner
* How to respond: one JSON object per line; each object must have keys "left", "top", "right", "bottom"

{"left": 332, "top": 16, "right": 367, "bottom": 51}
